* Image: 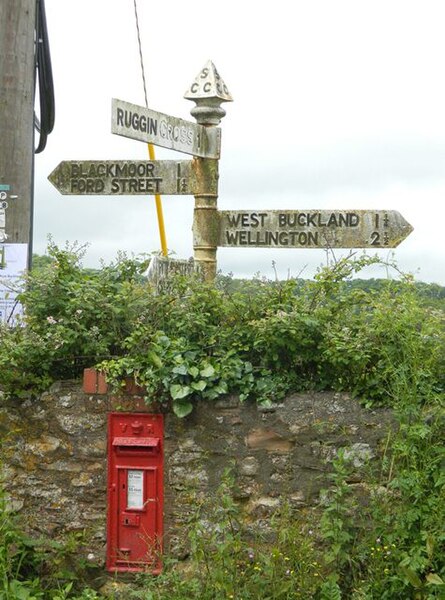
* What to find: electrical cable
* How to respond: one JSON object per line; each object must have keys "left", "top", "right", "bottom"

{"left": 133, "top": 0, "right": 148, "bottom": 109}
{"left": 34, "top": 0, "right": 55, "bottom": 154}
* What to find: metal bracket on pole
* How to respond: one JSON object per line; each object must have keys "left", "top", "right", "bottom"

{"left": 185, "top": 61, "right": 232, "bottom": 281}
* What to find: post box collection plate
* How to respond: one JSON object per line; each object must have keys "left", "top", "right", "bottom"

{"left": 106, "top": 413, "right": 164, "bottom": 573}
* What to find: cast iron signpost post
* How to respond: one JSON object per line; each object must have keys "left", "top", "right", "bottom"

{"left": 184, "top": 61, "right": 233, "bottom": 281}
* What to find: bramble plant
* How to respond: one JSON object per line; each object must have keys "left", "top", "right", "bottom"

{"left": 2, "top": 244, "right": 443, "bottom": 417}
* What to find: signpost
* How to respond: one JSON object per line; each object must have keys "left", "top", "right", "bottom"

{"left": 111, "top": 99, "right": 221, "bottom": 159}
{"left": 218, "top": 209, "right": 413, "bottom": 249}
{"left": 48, "top": 60, "right": 414, "bottom": 282}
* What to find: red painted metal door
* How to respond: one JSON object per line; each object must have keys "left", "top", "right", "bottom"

{"left": 107, "top": 413, "right": 163, "bottom": 573}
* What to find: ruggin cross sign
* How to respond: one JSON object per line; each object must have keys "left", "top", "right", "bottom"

{"left": 218, "top": 209, "right": 413, "bottom": 249}
{"left": 111, "top": 99, "right": 221, "bottom": 159}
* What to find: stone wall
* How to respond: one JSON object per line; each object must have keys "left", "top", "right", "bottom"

{"left": 0, "top": 380, "right": 395, "bottom": 567}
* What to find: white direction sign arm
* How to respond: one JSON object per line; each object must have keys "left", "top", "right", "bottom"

{"left": 48, "top": 160, "right": 218, "bottom": 196}
{"left": 218, "top": 210, "right": 413, "bottom": 249}
{"left": 111, "top": 99, "right": 221, "bottom": 159}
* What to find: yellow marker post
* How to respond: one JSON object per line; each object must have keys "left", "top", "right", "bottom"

{"left": 148, "top": 143, "right": 168, "bottom": 256}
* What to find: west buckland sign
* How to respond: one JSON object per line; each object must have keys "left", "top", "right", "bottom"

{"left": 218, "top": 210, "right": 413, "bottom": 249}
{"left": 48, "top": 60, "right": 414, "bottom": 280}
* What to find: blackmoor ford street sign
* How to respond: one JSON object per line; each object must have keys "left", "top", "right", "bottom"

{"left": 48, "top": 160, "right": 205, "bottom": 196}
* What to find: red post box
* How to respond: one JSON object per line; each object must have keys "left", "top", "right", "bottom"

{"left": 106, "top": 412, "right": 164, "bottom": 573}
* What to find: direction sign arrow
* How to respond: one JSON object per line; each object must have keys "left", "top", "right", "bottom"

{"left": 48, "top": 160, "right": 218, "bottom": 196}
{"left": 218, "top": 209, "right": 413, "bottom": 249}
{"left": 111, "top": 99, "right": 221, "bottom": 159}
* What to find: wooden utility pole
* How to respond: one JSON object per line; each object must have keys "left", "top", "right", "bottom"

{"left": 0, "top": 0, "right": 36, "bottom": 257}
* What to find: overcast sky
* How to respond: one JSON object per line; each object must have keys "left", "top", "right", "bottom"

{"left": 34, "top": 0, "right": 445, "bottom": 284}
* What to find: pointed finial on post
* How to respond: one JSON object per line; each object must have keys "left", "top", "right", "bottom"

{"left": 184, "top": 60, "right": 233, "bottom": 126}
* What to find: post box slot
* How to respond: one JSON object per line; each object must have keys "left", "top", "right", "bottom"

{"left": 116, "top": 445, "right": 156, "bottom": 454}
{"left": 112, "top": 437, "right": 160, "bottom": 455}
{"left": 112, "top": 436, "right": 159, "bottom": 448}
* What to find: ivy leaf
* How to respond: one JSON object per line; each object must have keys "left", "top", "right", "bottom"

{"left": 426, "top": 535, "right": 435, "bottom": 559}
{"left": 188, "top": 366, "right": 199, "bottom": 378}
{"left": 400, "top": 566, "right": 422, "bottom": 588}
{"left": 191, "top": 380, "right": 207, "bottom": 392}
{"left": 170, "top": 383, "right": 192, "bottom": 400}
{"left": 173, "top": 400, "right": 193, "bottom": 418}
{"left": 172, "top": 364, "right": 188, "bottom": 375}
{"left": 147, "top": 350, "right": 162, "bottom": 369}
{"left": 426, "top": 573, "right": 444, "bottom": 586}
{"left": 200, "top": 364, "right": 215, "bottom": 378}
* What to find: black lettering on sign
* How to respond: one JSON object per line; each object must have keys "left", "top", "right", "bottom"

{"left": 308, "top": 231, "right": 318, "bottom": 245}
{"left": 306, "top": 213, "right": 317, "bottom": 227}
{"left": 226, "top": 213, "right": 242, "bottom": 227}
{"left": 250, "top": 213, "right": 260, "bottom": 228}
{"left": 239, "top": 231, "right": 248, "bottom": 245}
{"left": 269, "top": 231, "right": 279, "bottom": 245}
{"left": 370, "top": 231, "right": 381, "bottom": 246}
{"left": 70, "top": 164, "right": 79, "bottom": 177}
{"left": 222, "top": 228, "right": 321, "bottom": 247}
{"left": 349, "top": 213, "right": 359, "bottom": 227}
{"left": 278, "top": 232, "right": 289, "bottom": 245}
{"left": 70, "top": 178, "right": 104, "bottom": 193}
{"left": 249, "top": 212, "right": 268, "bottom": 227}
{"left": 225, "top": 230, "right": 238, "bottom": 244}
{"left": 117, "top": 109, "right": 158, "bottom": 135}
{"left": 327, "top": 213, "right": 338, "bottom": 227}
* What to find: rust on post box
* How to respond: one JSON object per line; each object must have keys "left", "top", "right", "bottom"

{"left": 106, "top": 413, "right": 164, "bottom": 573}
